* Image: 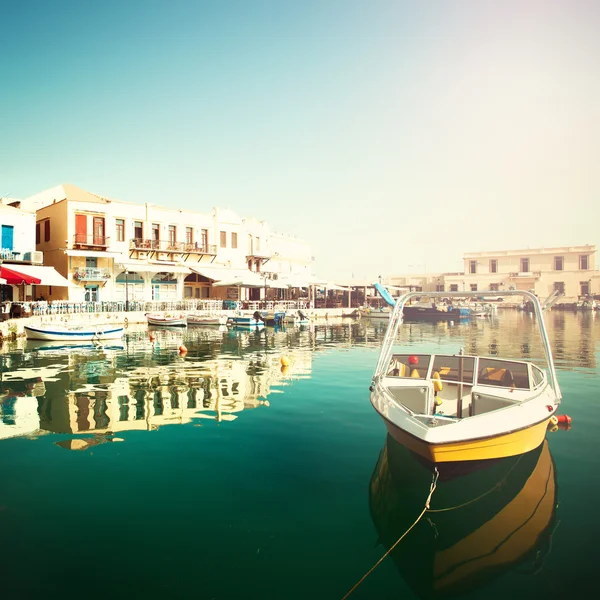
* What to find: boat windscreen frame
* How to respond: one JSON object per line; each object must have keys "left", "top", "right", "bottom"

{"left": 373, "top": 289, "right": 561, "bottom": 401}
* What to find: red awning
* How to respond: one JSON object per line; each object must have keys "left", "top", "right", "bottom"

{"left": 0, "top": 266, "right": 42, "bottom": 285}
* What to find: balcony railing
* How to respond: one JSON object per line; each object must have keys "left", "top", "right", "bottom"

{"left": 246, "top": 248, "right": 273, "bottom": 259}
{"left": 73, "top": 234, "right": 110, "bottom": 248}
{"left": 72, "top": 267, "right": 111, "bottom": 281}
{"left": 129, "top": 239, "right": 217, "bottom": 254}
{"left": 509, "top": 271, "right": 541, "bottom": 278}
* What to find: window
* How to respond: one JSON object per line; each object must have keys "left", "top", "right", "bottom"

{"left": 44, "top": 220, "right": 50, "bottom": 242}
{"left": 470, "top": 283, "right": 478, "bottom": 291}
{"left": 115, "top": 219, "right": 125, "bottom": 242}
{"left": 168, "top": 225, "right": 176, "bottom": 245}
{"left": 554, "top": 256, "right": 563, "bottom": 271}
{"left": 581, "top": 281, "right": 590, "bottom": 296}
{"left": 490, "top": 283, "right": 499, "bottom": 291}
{"left": 450, "top": 284, "right": 459, "bottom": 292}
{"left": 86, "top": 257, "right": 97, "bottom": 268}
{"left": 520, "top": 257, "right": 529, "bottom": 272}
{"left": 35, "top": 223, "right": 40, "bottom": 244}
{"left": 580, "top": 255, "right": 589, "bottom": 270}
{"left": 469, "top": 260, "right": 477, "bottom": 274}
{"left": 231, "top": 232, "right": 238, "bottom": 249}
{"left": 186, "top": 227, "right": 193, "bottom": 245}
{"left": 201, "top": 229, "right": 208, "bottom": 250}
{"left": 1, "top": 225, "right": 14, "bottom": 251}
{"left": 489, "top": 259, "right": 497, "bottom": 273}
{"left": 134, "top": 221, "right": 143, "bottom": 240}
{"left": 220, "top": 231, "right": 227, "bottom": 248}
{"left": 435, "top": 283, "right": 444, "bottom": 292}
{"left": 151, "top": 223, "right": 160, "bottom": 241}
{"left": 553, "top": 281, "right": 565, "bottom": 294}
{"left": 256, "top": 237, "right": 260, "bottom": 252}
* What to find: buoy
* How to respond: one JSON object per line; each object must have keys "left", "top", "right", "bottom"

{"left": 556, "top": 414, "right": 572, "bottom": 425}
{"left": 179, "top": 345, "right": 187, "bottom": 354}
{"left": 281, "top": 365, "right": 289, "bottom": 375}
{"left": 280, "top": 355, "right": 290, "bottom": 367}
{"left": 408, "top": 355, "right": 419, "bottom": 365}
{"left": 149, "top": 333, "right": 156, "bottom": 341}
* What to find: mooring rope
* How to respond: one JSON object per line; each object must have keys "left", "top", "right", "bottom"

{"left": 341, "top": 468, "right": 439, "bottom": 599}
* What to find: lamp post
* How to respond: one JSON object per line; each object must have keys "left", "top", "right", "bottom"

{"left": 125, "top": 269, "right": 129, "bottom": 312}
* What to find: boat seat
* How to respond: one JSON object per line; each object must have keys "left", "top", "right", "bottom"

{"left": 479, "top": 367, "right": 515, "bottom": 387}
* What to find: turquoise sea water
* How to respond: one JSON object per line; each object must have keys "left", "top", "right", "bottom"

{"left": 0, "top": 311, "right": 597, "bottom": 599}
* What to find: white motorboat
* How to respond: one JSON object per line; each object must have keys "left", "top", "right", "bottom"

{"left": 187, "top": 313, "right": 228, "bottom": 326}
{"left": 146, "top": 313, "right": 187, "bottom": 327}
{"left": 369, "top": 290, "right": 562, "bottom": 463}
{"left": 24, "top": 323, "right": 124, "bottom": 342}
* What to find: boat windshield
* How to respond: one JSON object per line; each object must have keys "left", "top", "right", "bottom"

{"left": 477, "top": 358, "right": 530, "bottom": 390}
{"left": 431, "top": 355, "right": 475, "bottom": 384}
{"left": 386, "top": 354, "right": 431, "bottom": 379}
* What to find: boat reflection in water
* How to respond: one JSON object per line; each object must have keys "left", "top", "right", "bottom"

{"left": 369, "top": 434, "right": 558, "bottom": 599}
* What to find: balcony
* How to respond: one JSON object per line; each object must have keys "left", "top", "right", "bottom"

{"left": 73, "top": 234, "right": 110, "bottom": 249}
{"left": 509, "top": 271, "right": 541, "bottom": 278}
{"left": 73, "top": 267, "right": 111, "bottom": 282}
{"left": 129, "top": 239, "right": 217, "bottom": 257}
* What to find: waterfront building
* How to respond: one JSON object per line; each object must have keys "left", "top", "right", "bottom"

{"left": 442, "top": 245, "right": 598, "bottom": 301}
{"left": 0, "top": 201, "right": 70, "bottom": 303}
{"left": 22, "top": 184, "right": 314, "bottom": 302}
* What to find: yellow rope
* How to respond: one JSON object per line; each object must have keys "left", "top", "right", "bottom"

{"left": 342, "top": 468, "right": 439, "bottom": 599}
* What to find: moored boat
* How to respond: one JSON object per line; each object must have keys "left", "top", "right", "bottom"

{"left": 228, "top": 311, "right": 265, "bottom": 328}
{"left": 24, "top": 323, "right": 124, "bottom": 342}
{"left": 146, "top": 313, "right": 187, "bottom": 327}
{"left": 369, "top": 290, "right": 562, "bottom": 463}
{"left": 187, "top": 313, "right": 227, "bottom": 326}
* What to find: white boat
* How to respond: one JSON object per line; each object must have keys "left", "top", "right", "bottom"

{"left": 228, "top": 311, "right": 265, "bottom": 328}
{"left": 146, "top": 313, "right": 187, "bottom": 327}
{"left": 283, "top": 310, "right": 310, "bottom": 325}
{"left": 369, "top": 290, "right": 562, "bottom": 463}
{"left": 24, "top": 323, "right": 125, "bottom": 342}
{"left": 187, "top": 314, "right": 228, "bottom": 326}
{"left": 359, "top": 306, "right": 392, "bottom": 319}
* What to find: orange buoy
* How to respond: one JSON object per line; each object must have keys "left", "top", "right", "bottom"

{"left": 179, "top": 344, "right": 188, "bottom": 354}
{"left": 149, "top": 333, "right": 156, "bottom": 341}
{"left": 280, "top": 355, "right": 290, "bottom": 367}
{"left": 556, "top": 414, "right": 572, "bottom": 425}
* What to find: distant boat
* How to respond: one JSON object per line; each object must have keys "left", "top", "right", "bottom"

{"left": 228, "top": 311, "right": 265, "bottom": 328}
{"left": 187, "top": 313, "right": 228, "bottom": 326}
{"left": 146, "top": 313, "right": 187, "bottom": 327}
{"left": 24, "top": 323, "right": 124, "bottom": 342}
{"left": 359, "top": 306, "right": 392, "bottom": 319}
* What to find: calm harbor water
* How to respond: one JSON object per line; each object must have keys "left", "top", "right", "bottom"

{"left": 0, "top": 311, "right": 598, "bottom": 599}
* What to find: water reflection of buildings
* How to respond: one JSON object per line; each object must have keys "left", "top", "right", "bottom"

{"left": 36, "top": 347, "right": 313, "bottom": 438}
{"left": 369, "top": 435, "right": 558, "bottom": 599}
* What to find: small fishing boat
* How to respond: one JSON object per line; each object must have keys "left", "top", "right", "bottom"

{"left": 228, "top": 311, "right": 265, "bottom": 328}
{"left": 146, "top": 313, "right": 187, "bottom": 327}
{"left": 359, "top": 306, "right": 392, "bottom": 319}
{"left": 24, "top": 323, "right": 124, "bottom": 342}
{"left": 402, "top": 299, "right": 471, "bottom": 321}
{"left": 369, "top": 290, "right": 562, "bottom": 463}
{"left": 283, "top": 310, "right": 310, "bottom": 325}
{"left": 187, "top": 313, "right": 227, "bottom": 326}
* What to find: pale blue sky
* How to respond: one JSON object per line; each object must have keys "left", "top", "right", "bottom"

{"left": 1, "top": 0, "right": 598, "bottom": 279}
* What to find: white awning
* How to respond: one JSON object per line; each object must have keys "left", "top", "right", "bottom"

{"left": 65, "top": 250, "right": 125, "bottom": 258}
{"left": 10, "top": 265, "right": 71, "bottom": 287}
{"left": 189, "top": 266, "right": 262, "bottom": 281}
{"left": 118, "top": 260, "right": 190, "bottom": 274}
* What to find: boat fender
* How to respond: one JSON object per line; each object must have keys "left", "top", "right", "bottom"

{"left": 280, "top": 355, "right": 290, "bottom": 367}
{"left": 556, "top": 414, "right": 572, "bottom": 425}
{"left": 549, "top": 415, "right": 559, "bottom": 426}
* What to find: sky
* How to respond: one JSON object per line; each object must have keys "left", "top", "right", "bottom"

{"left": 1, "top": 0, "right": 598, "bottom": 280}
